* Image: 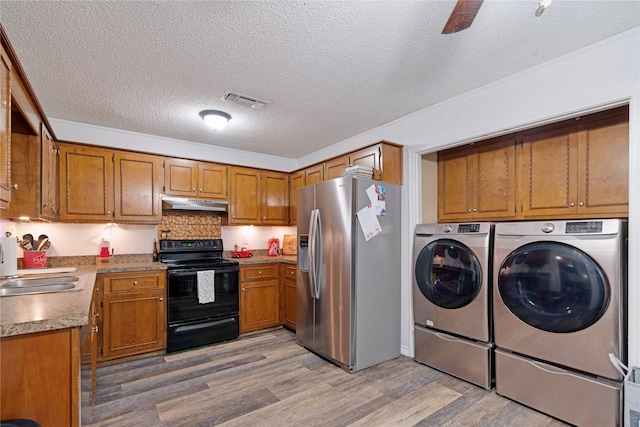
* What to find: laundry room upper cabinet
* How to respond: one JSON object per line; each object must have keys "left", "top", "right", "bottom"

{"left": 519, "top": 107, "right": 629, "bottom": 219}
{"left": 438, "top": 134, "right": 517, "bottom": 222}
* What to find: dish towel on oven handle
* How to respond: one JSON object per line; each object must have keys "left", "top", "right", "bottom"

{"left": 197, "top": 270, "right": 216, "bottom": 304}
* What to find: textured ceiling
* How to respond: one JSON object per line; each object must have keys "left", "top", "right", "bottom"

{"left": 1, "top": 1, "right": 639, "bottom": 159}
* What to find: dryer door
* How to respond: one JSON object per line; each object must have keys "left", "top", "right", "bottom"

{"left": 414, "top": 239, "right": 483, "bottom": 309}
{"left": 497, "top": 241, "right": 609, "bottom": 333}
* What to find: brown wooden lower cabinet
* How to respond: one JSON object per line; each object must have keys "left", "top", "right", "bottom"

{"left": 81, "top": 270, "right": 167, "bottom": 363}
{"left": 240, "top": 264, "right": 280, "bottom": 332}
{"left": 283, "top": 265, "right": 297, "bottom": 331}
{"left": 1, "top": 328, "right": 81, "bottom": 426}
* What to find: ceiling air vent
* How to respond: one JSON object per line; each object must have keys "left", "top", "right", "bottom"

{"left": 222, "top": 91, "right": 269, "bottom": 110}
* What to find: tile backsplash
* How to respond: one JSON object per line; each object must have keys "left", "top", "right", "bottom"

{"left": 158, "top": 212, "right": 222, "bottom": 240}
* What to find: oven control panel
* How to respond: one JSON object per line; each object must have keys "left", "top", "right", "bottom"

{"left": 159, "top": 239, "right": 223, "bottom": 252}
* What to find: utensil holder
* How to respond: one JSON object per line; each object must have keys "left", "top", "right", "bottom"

{"left": 23, "top": 251, "right": 47, "bottom": 269}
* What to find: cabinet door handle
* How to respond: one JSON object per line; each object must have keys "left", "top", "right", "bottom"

{"left": 11, "top": 184, "right": 18, "bottom": 190}
{"left": 467, "top": 209, "right": 471, "bottom": 213}
{"left": 133, "top": 281, "right": 138, "bottom": 286}
{"left": 242, "top": 287, "right": 246, "bottom": 291}
{"left": 569, "top": 202, "right": 575, "bottom": 207}
{"left": 159, "top": 297, "right": 164, "bottom": 301}
{"left": 578, "top": 201, "right": 584, "bottom": 207}
{"left": 200, "top": 188, "right": 203, "bottom": 192}
{"left": 258, "top": 271, "right": 263, "bottom": 275}
{"left": 192, "top": 188, "right": 196, "bottom": 192}
{"left": 472, "top": 208, "right": 477, "bottom": 212}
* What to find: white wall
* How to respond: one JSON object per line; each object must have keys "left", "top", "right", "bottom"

{"left": 16, "top": 27, "right": 640, "bottom": 365}
{"left": 0, "top": 221, "right": 295, "bottom": 257}
{"left": 1, "top": 221, "right": 158, "bottom": 257}
{"left": 221, "top": 226, "right": 296, "bottom": 253}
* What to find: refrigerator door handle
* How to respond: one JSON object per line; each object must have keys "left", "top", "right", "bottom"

{"left": 308, "top": 209, "right": 319, "bottom": 300}
{"left": 313, "top": 209, "right": 322, "bottom": 299}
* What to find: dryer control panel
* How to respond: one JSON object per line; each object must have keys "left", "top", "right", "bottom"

{"left": 566, "top": 221, "right": 603, "bottom": 234}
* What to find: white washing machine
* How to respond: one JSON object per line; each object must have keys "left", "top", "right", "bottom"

{"left": 493, "top": 219, "right": 627, "bottom": 427}
{"left": 413, "top": 222, "right": 493, "bottom": 389}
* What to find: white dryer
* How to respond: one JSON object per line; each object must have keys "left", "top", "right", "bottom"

{"left": 493, "top": 219, "right": 626, "bottom": 427}
{"left": 413, "top": 222, "right": 493, "bottom": 389}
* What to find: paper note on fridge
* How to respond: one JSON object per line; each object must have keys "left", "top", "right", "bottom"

{"left": 356, "top": 205, "right": 382, "bottom": 241}
{"left": 365, "top": 184, "right": 386, "bottom": 216}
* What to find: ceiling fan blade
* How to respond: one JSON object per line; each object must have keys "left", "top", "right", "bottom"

{"left": 442, "top": 0, "right": 484, "bottom": 34}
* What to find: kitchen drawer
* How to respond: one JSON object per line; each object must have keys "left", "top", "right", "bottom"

{"left": 241, "top": 264, "right": 279, "bottom": 281}
{"left": 284, "top": 265, "right": 297, "bottom": 280}
{"left": 102, "top": 271, "right": 165, "bottom": 293}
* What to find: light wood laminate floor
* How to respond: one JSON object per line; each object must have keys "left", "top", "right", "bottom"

{"left": 81, "top": 328, "right": 568, "bottom": 426}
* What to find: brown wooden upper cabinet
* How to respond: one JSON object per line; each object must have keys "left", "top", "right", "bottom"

{"left": 59, "top": 143, "right": 162, "bottom": 223}
{"left": 437, "top": 106, "right": 629, "bottom": 222}
{"left": 59, "top": 144, "right": 114, "bottom": 222}
{"left": 288, "top": 171, "right": 304, "bottom": 226}
{"left": 0, "top": 43, "right": 10, "bottom": 209}
{"left": 519, "top": 110, "right": 629, "bottom": 219}
{"left": 163, "top": 157, "right": 228, "bottom": 200}
{"left": 40, "top": 125, "right": 59, "bottom": 220}
{"left": 304, "top": 163, "right": 324, "bottom": 186}
{"left": 229, "top": 166, "right": 288, "bottom": 225}
{"left": 438, "top": 134, "right": 517, "bottom": 222}
{"left": 349, "top": 142, "right": 403, "bottom": 184}
{"left": 298, "top": 141, "right": 403, "bottom": 188}
{"left": 4, "top": 120, "right": 58, "bottom": 221}
{"left": 324, "top": 156, "right": 349, "bottom": 181}
{"left": 288, "top": 163, "right": 326, "bottom": 226}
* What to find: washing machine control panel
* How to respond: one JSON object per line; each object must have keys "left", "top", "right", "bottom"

{"left": 565, "top": 221, "right": 603, "bottom": 233}
{"left": 457, "top": 223, "right": 481, "bottom": 233}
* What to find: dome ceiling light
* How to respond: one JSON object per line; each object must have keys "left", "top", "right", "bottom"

{"left": 199, "top": 110, "right": 232, "bottom": 131}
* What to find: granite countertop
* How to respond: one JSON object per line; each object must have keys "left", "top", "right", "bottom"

{"left": 0, "top": 267, "right": 98, "bottom": 338}
{"left": 1, "top": 261, "right": 167, "bottom": 338}
{"left": 233, "top": 255, "right": 297, "bottom": 265}
{"left": 95, "top": 261, "right": 167, "bottom": 273}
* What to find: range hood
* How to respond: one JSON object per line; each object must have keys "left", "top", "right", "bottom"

{"left": 162, "top": 196, "right": 229, "bottom": 212}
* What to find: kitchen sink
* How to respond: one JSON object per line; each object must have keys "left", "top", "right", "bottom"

{"left": 0, "top": 275, "right": 82, "bottom": 296}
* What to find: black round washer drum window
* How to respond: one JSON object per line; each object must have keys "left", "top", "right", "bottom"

{"left": 497, "top": 241, "right": 610, "bottom": 333}
{"left": 415, "top": 239, "right": 482, "bottom": 309}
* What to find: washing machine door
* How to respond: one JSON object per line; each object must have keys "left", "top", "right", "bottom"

{"left": 414, "top": 239, "right": 483, "bottom": 309}
{"left": 497, "top": 241, "right": 609, "bottom": 333}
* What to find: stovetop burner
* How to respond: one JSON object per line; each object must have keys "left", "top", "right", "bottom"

{"left": 158, "top": 239, "right": 238, "bottom": 269}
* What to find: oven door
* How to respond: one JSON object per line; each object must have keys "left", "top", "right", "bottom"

{"left": 167, "top": 265, "right": 239, "bottom": 324}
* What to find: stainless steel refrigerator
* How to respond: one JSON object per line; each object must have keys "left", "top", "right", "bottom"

{"left": 297, "top": 176, "right": 401, "bottom": 372}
